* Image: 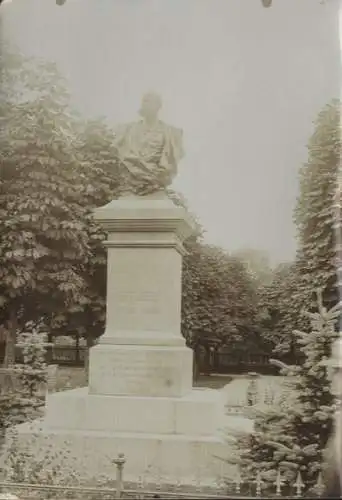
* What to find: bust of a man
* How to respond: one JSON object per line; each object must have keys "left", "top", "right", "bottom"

{"left": 113, "top": 92, "right": 184, "bottom": 196}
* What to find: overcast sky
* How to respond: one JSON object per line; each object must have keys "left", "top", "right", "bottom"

{"left": 2, "top": 0, "right": 340, "bottom": 264}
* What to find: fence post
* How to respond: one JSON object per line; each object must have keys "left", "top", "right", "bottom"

{"left": 255, "top": 471, "right": 262, "bottom": 497}
{"left": 84, "top": 348, "right": 90, "bottom": 383}
{"left": 314, "top": 471, "right": 324, "bottom": 497}
{"left": 113, "top": 453, "right": 126, "bottom": 499}
{"left": 294, "top": 470, "right": 304, "bottom": 498}
{"left": 247, "top": 372, "right": 259, "bottom": 406}
{"left": 275, "top": 469, "right": 284, "bottom": 497}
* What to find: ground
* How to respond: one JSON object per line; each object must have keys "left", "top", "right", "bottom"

{"left": 221, "top": 374, "right": 294, "bottom": 406}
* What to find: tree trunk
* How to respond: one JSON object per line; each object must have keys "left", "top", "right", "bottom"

{"left": 84, "top": 336, "right": 94, "bottom": 383}
{"left": 75, "top": 331, "right": 80, "bottom": 364}
{"left": 212, "top": 345, "right": 219, "bottom": 373}
{"left": 193, "top": 347, "right": 200, "bottom": 382}
{"left": 203, "top": 345, "right": 211, "bottom": 375}
{"left": 3, "top": 312, "right": 18, "bottom": 368}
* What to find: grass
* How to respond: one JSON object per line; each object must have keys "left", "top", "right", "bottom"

{"left": 55, "top": 367, "right": 87, "bottom": 392}
{"left": 194, "top": 374, "right": 233, "bottom": 389}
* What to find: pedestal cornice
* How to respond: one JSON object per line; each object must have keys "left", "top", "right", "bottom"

{"left": 93, "top": 193, "right": 195, "bottom": 244}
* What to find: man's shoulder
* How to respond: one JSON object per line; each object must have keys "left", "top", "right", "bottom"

{"left": 160, "top": 121, "right": 183, "bottom": 136}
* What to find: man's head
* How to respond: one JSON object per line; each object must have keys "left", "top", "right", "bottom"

{"left": 139, "top": 92, "right": 162, "bottom": 119}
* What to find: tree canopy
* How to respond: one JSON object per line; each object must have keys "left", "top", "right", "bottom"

{"left": 255, "top": 100, "right": 340, "bottom": 357}
{"left": 182, "top": 241, "right": 260, "bottom": 375}
{"left": 0, "top": 46, "right": 90, "bottom": 335}
{"left": 294, "top": 100, "right": 340, "bottom": 315}
{"left": 0, "top": 44, "right": 260, "bottom": 362}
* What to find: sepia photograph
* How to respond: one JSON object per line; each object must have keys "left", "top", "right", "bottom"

{"left": 0, "top": 0, "right": 341, "bottom": 498}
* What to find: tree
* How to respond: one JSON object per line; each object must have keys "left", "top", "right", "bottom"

{"left": 256, "top": 261, "right": 305, "bottom": 358}
{"left": 293, "top": 100, "right": 340, "bottom": 322}
{"left": 238, "top": 291, "right": 338, "bottom": 493}
{"left": 0, "top": 44, "right": 126, "bottom": 352}
{"left": 0, "top": 322, "right": 48, "bottom": 433}
{"left": 182, "top": 243, "right": 259, "bottom": 377}
{"left": 232, "top": 248, "right": 273, "bottom": 287}
{"left": 0, "top": 44, "right": 92, "bottom": 348}
{"left": 0, "top": 44, "right": 259, "bottom": 375}
{"left": 257, "top": 101, "right": 340, "bottom": 358}
{"left": 50, "top": 118, "right": 122, "bottom": 347}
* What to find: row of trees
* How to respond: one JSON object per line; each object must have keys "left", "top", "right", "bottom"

{"left": 257, "top": 100, "right": 340, "bottom": 356}
{"left": 1, "top": 41, "right": 338, "bottom": 366}
{"left": 236, "top": 98, "right": 341, "bottom": 490}
{"left": 0, "top": 43, "right": 265, "bottom": 371}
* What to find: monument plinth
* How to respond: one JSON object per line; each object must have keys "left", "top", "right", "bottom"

{"left": 88, "top": 194, "right": 193, "bottom": 398}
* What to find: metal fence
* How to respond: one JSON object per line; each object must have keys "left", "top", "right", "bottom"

{"left": 1, "top": 344, "right": 298, "bottom": 372}
{"left": 0, "top": 346, "right": 86, "bottom": 368}
{"left": 0, "top": 453, "right": 326, "bottom": 499}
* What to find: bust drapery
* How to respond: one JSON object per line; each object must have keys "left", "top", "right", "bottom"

{"left": 113, "top": 93, "right": 184, "bottom": 195}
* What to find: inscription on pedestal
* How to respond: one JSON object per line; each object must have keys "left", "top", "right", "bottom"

{"left": 89, "top": 347, "right": 188, "bottom": 396}
{"left": 113, "top": 352, "right": 164, "bottom": 392}
{"left": 115, "top": 291, "right": 160, "bottom": 315}
{"left": 113, "top": 289, "right": 163, "bottom": 331}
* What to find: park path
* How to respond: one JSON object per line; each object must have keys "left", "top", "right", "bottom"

{"left": 220, "top": 374, "right": 295, "bottom": 407}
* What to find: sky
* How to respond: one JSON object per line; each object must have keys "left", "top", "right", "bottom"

{"left": 1, "top": 0, "right": 341, "bottom": 264}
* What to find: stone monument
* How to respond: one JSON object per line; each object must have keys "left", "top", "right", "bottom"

{"left": 7, "top": 93, "right": 251, "bottom": 486}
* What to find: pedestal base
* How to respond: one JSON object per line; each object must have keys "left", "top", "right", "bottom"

{"left": 4, "top": 386, "right": 252, "bottom": 486}
{"left": 44, "top": 387, "right": 224, "bottom": 436}
{"left": 9, "top": 419, "right": 237, "bottom": 486}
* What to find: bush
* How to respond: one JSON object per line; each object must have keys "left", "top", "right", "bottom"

{"left": 0, "top": 322, "right": 48, "bottom": 431}
{"left": 237, "top": 291, "right": 337, "bottom": 492}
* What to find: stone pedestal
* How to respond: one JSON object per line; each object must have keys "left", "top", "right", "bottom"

{"left": 8, "top": 193, "right": 242, "bottom": 485}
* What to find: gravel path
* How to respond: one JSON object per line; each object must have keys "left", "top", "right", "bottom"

{"left": 220, "top": 375, "right": 296, "bottom": 407}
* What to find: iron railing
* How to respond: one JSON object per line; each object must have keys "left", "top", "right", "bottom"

{"left": 0, "top": 453, "right": 326, "bottom": 499}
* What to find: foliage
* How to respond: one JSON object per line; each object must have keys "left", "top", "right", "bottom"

{"left": 293, "top": 99, "right": 340, "bottom": 318}
{"left": 15, "top": 322, "right": 48, "bottom": 398}
{"left": 0, "top": 430, "right": 122, "bottom": 500}
{"left": 0, "top": 44, "right": 260, "bottom": 367}
{"left": 51, "top": 118, "right": 122, "bottom": 344}
{"left": 0, "top": 430, "right": 82, "bottom": 499}
{"left": 256, "top": 262, "right": 305, "bottom": 357}
{"left": 0, "top": 323, "right": 80, "bottom": 499}
{"left": 0, "top": 322, "right": 48, "bottom": 432}
{"left": 167, "top": 190, "right": 249, "bottom": 362}
{"left": 182, "top": 242, "right": 259, "bottom": 372}
{"left": 0, "top": 44, "right": 91, "bottom": 340}
{"left": 0, "top": 44, "right": 123, "bottom": 346}
{"left": 256, "top": 101, "right": 341, "bottom": 357}
{"left": 238, "top": 292, "right": 338, "bottom": 491}
{"left": 232, "top": 248, "right": 273, "bottom": 287}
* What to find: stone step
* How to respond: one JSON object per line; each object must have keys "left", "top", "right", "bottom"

{"left": 12, "top": 419, "right": 237, "bottom": 485}
{"left": 44, "top": 387, "right": 225, "bottom": 436}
